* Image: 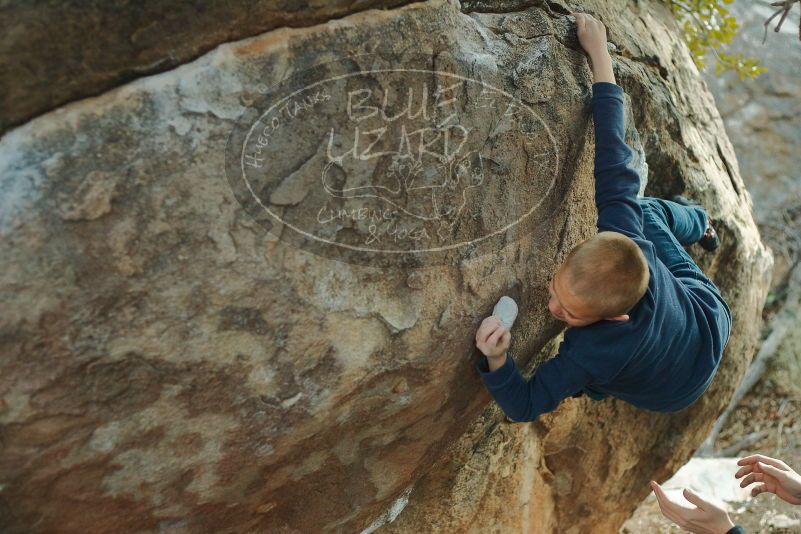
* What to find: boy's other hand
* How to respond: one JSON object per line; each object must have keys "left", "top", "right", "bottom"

{"left": 571, "top": 12, "right": 615, "bottom": 84}
{"left": 735, "top": 455, "right": 801, "bottom": 505}
{"left": 571, "top": 12, "right": 608, "bottom": 58}
{"left": 475, "top": 316, "right": 511, "bottom": 359}
{"left": 650, "top": 481, "right": 735, "bottom": 534}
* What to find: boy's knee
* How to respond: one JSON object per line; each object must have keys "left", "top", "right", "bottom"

{"left": 638, "top": 196, "right": 657, "bottom": 208}
{"left": 692, "top": 205, "right": 709, "bottom": 221}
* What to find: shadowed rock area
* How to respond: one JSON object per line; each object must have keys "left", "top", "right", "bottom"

{"left": 0, "top": 0, "right": 413, "bottom": 133}
{"left": 0, "top": 0, "right": 772, "bottom": 532}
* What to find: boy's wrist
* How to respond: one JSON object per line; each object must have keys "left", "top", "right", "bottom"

{"left": 589, "top": 49, "right": 611, "bottom": 63}
{"left": 587, "top": 50, "right": 614, "bottom": 81}
{"left": 486, "top": 352, "right": 507, "bottom": 371}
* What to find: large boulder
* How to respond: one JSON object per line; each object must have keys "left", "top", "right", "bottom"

{"left": 0, "top": 0, "right": 772, "bottom": 532}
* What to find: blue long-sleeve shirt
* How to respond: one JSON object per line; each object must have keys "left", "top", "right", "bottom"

{"left": 476, "top": 82, "right": 733, "bottom": 421}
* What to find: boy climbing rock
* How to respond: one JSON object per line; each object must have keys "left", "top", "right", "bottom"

{"left": 474, "top": 12, "right": 732, "bottom": 422}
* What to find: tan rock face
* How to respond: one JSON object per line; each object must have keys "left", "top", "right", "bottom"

{"left": 0, "top": 1, "right": 772, "bottom": 533}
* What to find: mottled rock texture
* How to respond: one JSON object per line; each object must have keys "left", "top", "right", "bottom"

{"left": 0, "top": 0, "right": 772, "bottom": 533}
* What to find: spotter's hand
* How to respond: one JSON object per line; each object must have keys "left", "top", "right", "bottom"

{"left": 735, "top": 455, "right": 801, "bottom": 505}
{"left": 650, "top": 481, "right": 735, "bottom": 534}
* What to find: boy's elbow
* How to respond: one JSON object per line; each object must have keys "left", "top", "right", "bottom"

{"left": 506, "top": 413, "right": 536, "bottom": 423}
{"left": 501, "top": 384, "right": 562, "bottom": 422}
{"left": 504, "top": 405, "right": 540, "bottom": 423}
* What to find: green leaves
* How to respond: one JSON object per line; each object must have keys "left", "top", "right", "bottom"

{"left": 668, "top": 0, "right": 767, "bottom": 79}
{"left": 714, "top": 51, "right": 768, "bottom": 79}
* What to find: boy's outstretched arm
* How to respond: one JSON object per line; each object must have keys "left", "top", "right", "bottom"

{"left": 574, "top": 12, "right": 645, "bottom": 240}
{"left": 475, "top": 318, "right": 593, "bottom": 422}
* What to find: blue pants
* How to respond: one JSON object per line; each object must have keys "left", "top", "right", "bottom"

{"left": 580, "top": 196, "right": 712, "bottom": 402}
{"left": 639, "top": 196, "right": 710, "bottom": 285}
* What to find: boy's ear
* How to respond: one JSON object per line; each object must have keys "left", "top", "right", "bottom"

{"left": 607, "top": 314, "right": 629, "bottom": 321}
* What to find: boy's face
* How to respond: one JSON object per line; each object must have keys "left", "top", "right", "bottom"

{"left": 547, "top": 266, "right": 600, "bottom": 327}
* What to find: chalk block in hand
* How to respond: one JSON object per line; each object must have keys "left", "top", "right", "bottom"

{"left": 492, "top": 296, "right": 518, "bottom": 330}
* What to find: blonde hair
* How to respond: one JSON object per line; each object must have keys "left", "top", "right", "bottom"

{"left": 561, "top": 231, "right": 650, "bottom": 317}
